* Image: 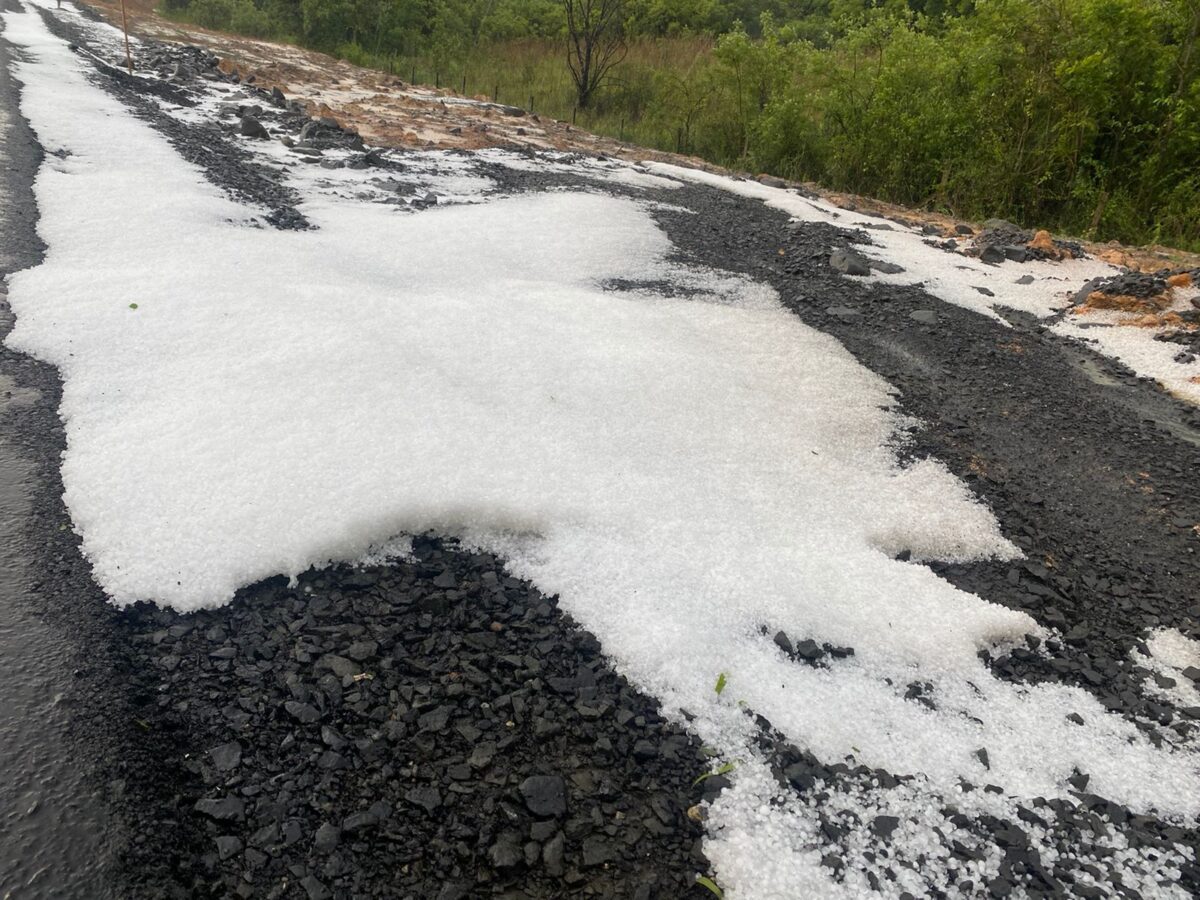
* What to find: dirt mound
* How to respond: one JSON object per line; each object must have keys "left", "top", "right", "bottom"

{"left": 970, "top": 220, "right": 1084, "bottom": 263}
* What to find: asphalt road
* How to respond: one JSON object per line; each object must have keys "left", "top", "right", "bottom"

{"left": 0, "top": 5, "right": 112, "bottom": 896}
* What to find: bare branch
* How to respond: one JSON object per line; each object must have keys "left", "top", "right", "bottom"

{"left": 561, "top": 0, "right": 627, "bottom": 109}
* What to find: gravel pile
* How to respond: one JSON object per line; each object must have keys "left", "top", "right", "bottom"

{"left": 967, "top": 218, "right": 1084, "bottom": 264}
{"left": 109, "top": 536, "right": 714, "bottom": 899}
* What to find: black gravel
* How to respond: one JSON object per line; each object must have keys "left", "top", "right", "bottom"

{"left": 112, "top": 539, "right": 714, "bottom": 899}
{"left": 5, "top": 4, "right": 1200, "bottom": 898}
{"left": 3, "top": 10, "right": 719, "bottom": 900}
{"left": 638, "top": 179, "right": 1200, "bottom": 895}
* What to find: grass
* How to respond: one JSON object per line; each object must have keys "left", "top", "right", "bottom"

{"left": 159, "top": 3, "right": 1200, "bottom": 253}
{"left": 345, "top": 36, "right": 720, "bottom": 157}
{"left": 160, "top": 0, "right": 726, "bottom": 157}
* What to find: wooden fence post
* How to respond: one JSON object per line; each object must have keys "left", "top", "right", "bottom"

{"left": 119, "top": 0, "right": 133, "bottom": 74}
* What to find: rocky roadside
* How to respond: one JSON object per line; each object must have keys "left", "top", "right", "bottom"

{"left": 644, "top": 194, "right": 1200, "bottom": 895}
{"left": 8, "top": 10, "right": 721, "bottom": 900}
{"left": 75, "top": 0, "right": 1200, "bottom": 276}
{"left": 112, "top": 540, "right": 717, "bottom": 900}
{"left": 6, "top": 5, "right": 1200, "bottom": 899}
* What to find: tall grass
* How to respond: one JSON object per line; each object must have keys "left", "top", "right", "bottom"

{"left": 338, "top": 37, "right": 720, "bottom": 157}
{"left": 160, "top": 0, "right": 1200, "bottom": 252}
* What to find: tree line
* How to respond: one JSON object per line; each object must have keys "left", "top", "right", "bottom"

{"left": 163, "top": 0, "right": 1200, "bottom": 250}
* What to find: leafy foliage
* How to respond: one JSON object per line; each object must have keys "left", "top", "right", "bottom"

{"left": 161, "top": 0, "right": 1200, "bottom": 249}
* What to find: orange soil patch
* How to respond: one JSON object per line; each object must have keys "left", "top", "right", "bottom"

{"left": 1127, "top": 311, "right": 1187, "bottom": 328}
{"left": 1028, "top": 229, "right": 1056, "bottom": 252}
{"left": 1079, "top": 291, "right": 1172, "bottom": 314}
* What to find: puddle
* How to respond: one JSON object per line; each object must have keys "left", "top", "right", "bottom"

{"left": 1072, "top": 352, "right": 1123, "bottom": 388}
{"left": 0, "top": 380, "right": 110, "bottom": 899}
{"left": 1060, "top": 343, "right": 1200, "bottom": 449}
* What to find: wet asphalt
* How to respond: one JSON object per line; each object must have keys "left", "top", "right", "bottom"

{"left": 0, "top": 7, "right": 111, "bottom": 895}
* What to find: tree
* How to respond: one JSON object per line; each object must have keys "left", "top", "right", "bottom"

{"left": 562, "top": 0, "right": 628, "bottom": 108}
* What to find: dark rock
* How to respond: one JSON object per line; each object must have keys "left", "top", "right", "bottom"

{"left": 468, "top": 741, "right": 497, "bottom": 769}
{"left": 239, "top": 116, "right": 270, "bottom": 139}
{"left": 542, "top": 832, "right": 565, "bottom": 876}
{"left": 632, "top": 739, "right": 658, "bottom": 761}
{"left": 284, "top": 701, "right": 321, "bottom": 724}
{"left": 209, "top": 740, "right": 241, "bottom": 771}
{"left": 488, "top": 833, "right": 523, "bottom": 869}
{"left": 313, "top": 823, "right": 340, "bottom": 853}
{"left": 194, "top": 797, "right": 245, "bottom": 823}
{"left": 417, "top": 705, "right": 450, "bottom": 732}
{"left": 829, "top": 248, "right": 871, "bottom": 277}
{"left": 214, "top": 836, "right": 242, "bottom": 860}
{"left": 794, "top": 639, "right": 823, "bottom": 661}
{"left": 582, "top": 835, "right": 613, "bottom": 867}
{"left": 347, "top": 640, "right": 378, "bottom": 661}
{"left": 872, "top": 815, "right": 901, "bottom": 839}
{"left": 404, "top": 785, "right": 442, "bottom": 814}
{"left": 520, "top": 775, "right": 567, "bottom": 818}
{"left": 825, "top": 306, "right": 861, "bottom": 320}
{"left": 320, "top": 655, "right": 360, "bottom": 678}
{"left": 342, "top": 809, "right": 380, "bottom": 832}
{"left": 300, "top": 876, "right": 331, "bottom": 900}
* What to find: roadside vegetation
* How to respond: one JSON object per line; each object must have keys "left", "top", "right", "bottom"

{"left": 159, "top": 0, "right": 1200, "bottom": 251}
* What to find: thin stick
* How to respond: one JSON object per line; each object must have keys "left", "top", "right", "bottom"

{"left": 119, "top": 0, "right": 132, "bottom": 74}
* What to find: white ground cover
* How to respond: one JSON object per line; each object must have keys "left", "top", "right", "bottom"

{"left": 1053, "top": 284, "right": 1200, "bottom": 404}
{"left": 650, "top": 163, "right": 1200, "bottom": 403}
{"left": 1138, "top": 629, "right": 1200, "bottom": 720}
{"left": 4, "top": 3, "right": 1199, "bottom": 896}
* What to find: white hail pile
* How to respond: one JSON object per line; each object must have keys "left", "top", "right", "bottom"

{"left": 1139, "top": 629, "right": 1200, "bottom": 719}
{"left": 649, "top": 163, "right": 1200, "bottom": 404}
{"left": 1052, "top": 284, "right": 1200, "bottom": 404}
{"left": 4, "top": 3, "right": 1198, "bottom": 896}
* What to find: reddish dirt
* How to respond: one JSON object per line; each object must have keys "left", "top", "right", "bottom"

{"left": 81, "top": 0, "right": 1200, "bottom": 273}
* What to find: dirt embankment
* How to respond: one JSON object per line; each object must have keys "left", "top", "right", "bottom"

{"left": 78, "top": 0, "right": 1200, "bottom": 275}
